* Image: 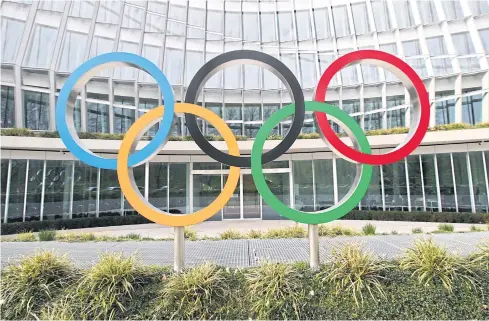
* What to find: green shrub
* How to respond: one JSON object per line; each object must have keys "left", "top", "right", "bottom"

{"left": 184, "top": 227, "right": 197, "bottom": 241}
{"left": 436, "top": 223, "right": 454, "bottom": 233}
{"left": 470, "top": 225, "right": 484, "bottom": 232}
{"left": 219, "top": 229, "right": 243, "bottom": 239}
{"left": 0, "top": 251, "right": 75, "bottom": 320}
{"left": 320, "top": 243, "right": 389, "bottom": 306}
{"left": 57, "top": 232, "right": 96, "bottom": 242}
{"left": 362, "top": 223, "right": 376, "bottom": 235}
{"left": 298, "top": 133, "right": 320, "bottom": 139}
{"left": 391, "top": 230, "right": 398, "bottom": 235}
{"left": 267, "top": 133, "right": 284, "bottom": 140}
{"left": 470, "top": 240, "right": 489, "bottom": 270}
{"left": 318, "top": 224, "right": 358, "bottom": 236}
{"left": 0, "top": 128, "right": 34, "bottom": 137}
{"left": 431, "top": 123, "right": 471, "bottom": 131}
{"left": 15, "top": 231, "right": 37, "bottom": 241}
{"left": 412, "top": 227, "right": 423, "bottom": 234}
{"left": 246, "top": 229, "right": 263, "bottom": 239}
{"left": 58, "top": 253, "right": 146, "bottom": 320}
{"left": 152, "top": 263, "right": 234, "bottom": 320}
{"left": 264, "top": 225, "right": 307, "bottom": 239}
{"left": 245, "top": 262, "right": 307, "bottom": 319}
{"left": 400, "top": 238, "right": 477, "bottom": 292}
{"left": 124, "top": 233, "right": 141, "bottom": 240}
{"left": 474, "top": 122, "right": 489, "bottom": 128}
{"left": 38, "top": 229, "right": 57, "bottom": 241}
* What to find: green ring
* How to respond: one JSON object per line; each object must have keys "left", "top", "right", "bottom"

{"left": 251, "top": 101, "right": 373, "bottom": 224}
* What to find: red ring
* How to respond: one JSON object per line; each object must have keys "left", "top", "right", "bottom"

{"left": 314, "top": 50, "right": 430, "bottom": 165}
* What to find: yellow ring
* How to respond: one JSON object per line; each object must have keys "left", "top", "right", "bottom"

{"left": 117, "top": 103, "right": 240, "bottom": 227}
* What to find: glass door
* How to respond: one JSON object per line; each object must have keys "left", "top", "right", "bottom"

{"left": 242, "top": 174, "right": 260, "bottom": 219}
{"left": 223, "top": 175, "right": 240, "bottom": 219}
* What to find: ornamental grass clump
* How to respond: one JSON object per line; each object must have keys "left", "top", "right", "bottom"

{"left": 400, "top": 238, "right": 477, "bottom": 292}
{"left": 319, "top": 243, "right": 388, "bottom": 306}
{"left": 219, "top": 229, "right": 243, "bottom": 239}
{"left": 15, "top": 231, "right": 36, "bottom": 242}
{"left": 38, "top": 229, "right": 57, "bottom": 241}
{"left": 245, "top": 262, "right": 307, "bottom": 319}
{"left": 0, "top": 251, "right": 75, "bottom": 320}
{"left": 318, "top": 224, "right": 359, "bottom": 236}
{"left": 184, "top": 227, "right": 197, "bottom": 241}
{"left": 436, "top": 223, "right": 455, "bottom": 233}
{"left": 152, "top": 263, "right": 233, "bottom": 320}
{"left": 362, "top": 223, "right": 377, "bottom": 235}
{"left": 470, "top": 240, "right": 489, "bottom": 270}
{"left": 264, "top": 225, "right": 307, "bottom": 238}
{"left": 64, "top": 253, "right": 146, "bottom": 320}
{"left": 247, "top": 229, "right": 263, "bottom": 239}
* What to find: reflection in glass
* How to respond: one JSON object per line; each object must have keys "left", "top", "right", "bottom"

{"left": 149, "top": 162, "right": 168, "bottom": 211}
{"left": 383, "top": 160, "right": 408, "bottom": 211}
{"left": 364, "top": 97, "right": 382, "bottom": 112}
{"left": 314, "top": 159, "right": 334, "bottom": 210}
{"left": 70, "top": 1, "right": 95, "bottom": 19}
{"left": 243, "top": 175, "right": 260, "bottom": 219}
{"left": 72, "top": 161, "right": 97, "bottom": 218}
{"left": 364, "top": 112, "right": 382, "bottom": 130}
{"left": 1, "top": 86, "right": 15, "bottom": 128}
{"left": 58, "top": 31, "right": 87, "bottom": 72}
{"left": 332, "top": 5, "right": 350, "bottom": 37}
{"left": 97, "top": 1, "right": 122, "bottom": 24}
{"left": 421, "top": 155, "right": 438, "bottom": 211}
{"left": 114, "top": 107, "right": 135, "bottom": 134}
{"left": 124, "top": 164, "right": 145, "bottom": 215}
{"left": 437, "top": 153, "right": 456, "bottom": 212}
{"left": 407, "top": 155, "right": 424, "bottom": 211}
{"left": 443, "top": 0, "right": 464, "bottom": 20}
{"left": 361, "top": 167, "right": 382, "bottom": 210}
{"left": 462, "top": 93, "right": 482, "bottom": 125}
{"left": 371, "top": 0, "right": 391, "bottom": 32}
{"left": 194, "top": 174, "right": 221, "bottom": 220}
{"left": 25, "top": 160, "right": 44, "bottom": 221}
{"left": 24, "top": 91, "right": 49, "bottom": 130}
{"left": 224, "top": 104, "right": 242, "bottom": 121}
{"left": 87, "top": 102, "right": 109, "bottom": 133}
{"left": 470, "top": 152, "right": 488, "bottom": 213}
{"left": 244, "top": 105, "right": 260, "bottom": 122}
{"left": 7, "top": 160, "right": 27, "bottom": 222}
{"left": 435, "top": 99, "right": 455, "bottom": 125}
{"left": 394, "top": 0, "right": 414, "bottom": 29}
{"left": 222, "top": 175, "right": 240, "bottom": 219}
{"left": 100, "top": 168, "right": 122, "bottom": 216}
{"left": 351, "top": 2, "right": 370, "bottom": 35}
{"left": 169, "top": 163, "right": 188, "bottom": 214}
{"left": 43, "top": 160, "right": 72, "bottom": 220}
{"left": 293, "top": 160, "right": 314, "bottom": 212}
{"left": 263, "top": 173, "right": 289, "bottom": 220}
{"left": 387, "top": 109, "right": 405, "bottom": 128}
{"left": 313, "top": 8, "right": 331, "bottom": 39}
{"left": 452, "top": 152, "right": 471, "bottom": 212}
{"left": 336, "top": 158, "right": 356, "bottom": 201}
{"left": 417, "top": 0, "right": 439, "bottom": 24}
{"left": 122, "top": 5, "right": 144, "bottom": 29}
{"left": 1, "top": 160, "right": 9, "bottom": 222}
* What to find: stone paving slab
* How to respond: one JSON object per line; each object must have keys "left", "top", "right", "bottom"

{"left": 2, "top": 232, "right": 488, "bottom": 268}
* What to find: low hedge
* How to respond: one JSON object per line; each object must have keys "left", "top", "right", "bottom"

{"left": 2, "top": 210, "right": 488, "bottom": 235}
{"left": 1, "top": 254, "right": 488, "bottom": 320}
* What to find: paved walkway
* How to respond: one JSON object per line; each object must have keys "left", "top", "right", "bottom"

{"left": 4, "top": 220, "right": 485, "bottom": 240}
{"left": 2, "top": 232, "right": 488, "bottom": 268}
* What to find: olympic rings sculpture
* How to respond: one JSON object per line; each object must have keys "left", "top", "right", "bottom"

{"left": 56, "top": 49, "right": 430, "bottom": 227}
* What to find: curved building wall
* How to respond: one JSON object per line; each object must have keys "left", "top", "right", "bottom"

{"left": 1, "top": 0, "right": 489, "bottom": 222}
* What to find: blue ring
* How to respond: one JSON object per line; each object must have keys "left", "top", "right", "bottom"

{"left": 56, "top": 52, "right": 174, "bottom": 170}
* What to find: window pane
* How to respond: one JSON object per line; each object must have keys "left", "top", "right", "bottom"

{"left": 332, "top": 5, "right": 350, "bottom": 37}
{"left": 86, "top": 102, "right": 109, "bottom": 133}
{"left": 123, "top": 164, "right": 144, "bottom": 215}
{"left": 426, "top": 36, "right": 448, "bottom": 56}
{"left": 224, "top": 104, "right": 242, "bottom": 121}
{"left": 383, "top": 160, "right": 408, "bottom": 210}
{"left": 278, "top": 11, "right": 294, "bottom": 42}
{"left": 97, "top": 1, "right": 121, "bottom": 24}
{"left": 403, "top": 40, "right": 422, "bottom": 56}
{"left": 188, "top": 7, "right": 205, "bottom": 27}
{"left": 407, "top": 155, "right": 424, "bottom": 211}
{"left": 58, "top": 31, "right": 87, "bottom": 72}
{"left": 371, "top": 0, "right": 391, "bottom": 32}
{"left": 364, "top": 112, "right": 383, "bottom": 130}
{"left": 452, "top": 152, "right": 471, "bottom": 212}
{"left": 342, "top": 99, "right": 360, "bottom": 113}
{"left": 469, "top": 0, "right": 489, "bottom": 15}
{"left": 479, "top": 29, "right": 489, "bottom": 52}
{"left": 443, "top": 0, "right": 464, "bottom": 20}
{"left": 299, "top": 53, "right": 316, "bottom": 88}
{"left": 462, "top": 93, "right": 483, "bottom": 125}
{"left": 470, "top": 152, "right": 489, "bottom": 213}
{"left": 336, "top": 159, "right": 356, "bottom": 201}
{"left": 293, "top": 160, "right": 314, "bottom": 212}
{"left": 193, "top": 174, "right": 221, "bottom": 220}
{"left": 296, "top": 10, "right": 312, "bottom": 41}
{"left": 437, "top": 153, "right": 456, "bottom": 211}
{"left": 244, "top": 105, "right": 261, "bottom": 122}
{"left": 244, "top": 65, "right": 260, "bottom": 89}
{"left": 169, "top": 163, "right": 188, "bottom": 213}
{"left": 146, "top": 13, "right": 166, "bottom": 32}
{"left": 113, "top": 107, "right": 135, "bottom": 134}
{"left": 364, "top": 97, "right": 382, "bottom": 112}
{"left": 24, "top": 91, "right": 49, "bottom": 130}
{"left": 25, "top": 160, "right": 44, "bottom": 221}
{"left": 387, "top": 109, "right": 405, "bottom": 128}
{"left": 225, "top": 12, "right": 241, "bottom": 38}
{"left": 185, "top": 51, "right": 203, "bottom": 86}
{"left": 164, "top": 48, "right": 183, "bottom": 84}
{"left": 72, "top": 161, "right": 97, "bottom": 218}
{"left": 452, "top": 32, "right": 476, "bottom": 55}
{"left": 351, "top": 2, "right": 370, "bottom": 35}
{"left": 70, "top": 1, "right": 95, "bottom": 19}
{"left": 1, "top": 86, "right": 15, "bottom": 128}
{"left": 263, "top": 173, "right": 289, "bottom": 220}
{"left": 43, "top": 160, "right": 72, "bottom": 220}
{"left": 314, "top": 159, "right": 334, "bottom": 210}
{"left": 99, "top": 168, "right": 121, "bottom": 216}
{"left": 243, "top": 12, "right": 259, "bottom": 41}
{"left": 313, "top": 8, "right": 331, "bottom": 39}
{"left": 421, "top": 155, "right": 439, "bottom": 211}
{"left": 7, "top": 160, "right": 27, "bottom": 222}
{"left": 435, "top": 98, "right": 455, "bottom": 125}
{"left": 394, "top": 0, "right": 414, "bottom": 29}
{"left": 1, "top": 18, "right": 25, "bottom": 63}
{"left": 207, "top": 10, "right": 223, "bottom": 36}
{"left": 122, "top": 5, "right": 144, "bottom": 28}
{"left": 264, "top": 104, "right": 279, "bottom": 120}
{"left": 417, "top": 0, "right": 439, "bottom": 24}
{"left": 361, "top": 167, "right": 383, "bottom": 210}
{"left": 244, "top": 124, "right": 260, "bottom": 138}
{"left": 168, "top": 3, "right": 186, "bottom": 21}
{"left": 24, "top": 24, "right": 58, "bottom": 68}
{"left": 261, "top": 12, "right": 277, "bottom": 42}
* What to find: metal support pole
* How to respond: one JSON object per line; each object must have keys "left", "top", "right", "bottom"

{"left": 174, "top": 226, "right": 185, "bottom": 273}
{"left": 308, "top": 224, "right": 319, "bottom": 271}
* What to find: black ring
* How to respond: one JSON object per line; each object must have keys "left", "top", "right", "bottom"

{"left": 184, "top": 50, "right": 305, "bottom": 168}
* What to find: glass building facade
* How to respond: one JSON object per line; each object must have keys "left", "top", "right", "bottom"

{"left": 1, "top": 0, "right": 489, "bottom": 222}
